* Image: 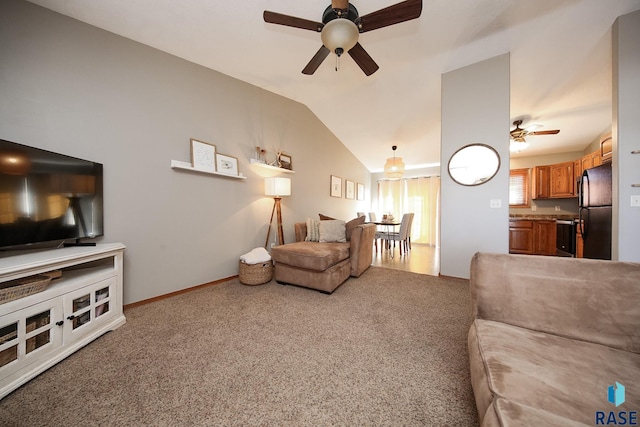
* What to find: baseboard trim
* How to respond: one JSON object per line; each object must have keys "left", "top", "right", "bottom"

{"left": 124, "top": 275, "right": 238, "bottom": 310}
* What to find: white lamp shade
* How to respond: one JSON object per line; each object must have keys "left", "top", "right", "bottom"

{"left": 265, "top": 177, "right": 291, "bottom": 197}
{"left": 321, "top": 19, "right": 359, "bottom": 54}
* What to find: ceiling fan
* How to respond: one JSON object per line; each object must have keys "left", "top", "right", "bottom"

{"left": 510, "top": 120, "right": 560, "bottom": 142}
{"left": 263, "top": 0, "right": 422, "bottom": 76}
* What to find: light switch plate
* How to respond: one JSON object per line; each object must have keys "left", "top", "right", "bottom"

{"left": 490, "top": 199, "right": 502, "bottom": 208}
{"left": 631, "top": 195, "right": 640, "bottom": 207}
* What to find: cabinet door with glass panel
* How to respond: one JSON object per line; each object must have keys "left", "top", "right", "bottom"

{"left": 0, "top": 299, "right": 63, "bottom": 379}
{"left": 62, "top": 277, "right": 116, "bottom": 343}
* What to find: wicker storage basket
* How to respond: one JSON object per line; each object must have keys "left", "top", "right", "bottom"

{"left": 0, "top": 275, "right": 52, "bottom": 305}
{"left": 239, "top": 260, "right": 273, "bottom": 286}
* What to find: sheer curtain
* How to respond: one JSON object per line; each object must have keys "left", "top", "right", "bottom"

{"left": 377, "top": 176, "right": 440, "bottom": 246}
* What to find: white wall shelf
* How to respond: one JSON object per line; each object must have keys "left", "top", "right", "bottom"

{"left": 249, "top": 159, "right": 295, "bottom": 174}
{"left": 170, "top": 160, "right": 246, "bottom": 179}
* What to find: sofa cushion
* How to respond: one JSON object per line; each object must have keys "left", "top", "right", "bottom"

{"left": 318, "top": 220, "right": 346, "bottom": 243}
{"left": 482, "top": 399, "right": 591, "bottom": 427}
{"left": 271, "top": 241, "right": 350, "bottom": 272}
{"left": 469, "top": 319, "right": 640, "bottom": 425}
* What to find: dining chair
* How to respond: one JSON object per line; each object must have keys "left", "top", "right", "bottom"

{"left": 368, "top": 212, "right": 377, "bottom": 222}
{"left": 357, "top": 212, "right": 365, "bottom": 219}
{"left": 384, "top": 213, "right": 414, "bottom": 256}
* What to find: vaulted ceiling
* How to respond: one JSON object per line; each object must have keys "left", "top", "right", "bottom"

{"left": 27, "top": 0, "right": 640, "bottom": 171}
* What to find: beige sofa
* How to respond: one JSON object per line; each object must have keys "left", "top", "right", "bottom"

{"left": 468, "top": 252, "right": 640, "bottom": 426}
{"left": 270, "top": 221, "right": 376, "bottom": 294}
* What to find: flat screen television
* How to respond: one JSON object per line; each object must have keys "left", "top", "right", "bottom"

{"left": 0, "top": 138, "right": 103, "bottom": 250}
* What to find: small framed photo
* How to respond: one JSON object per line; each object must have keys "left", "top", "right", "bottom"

{"left": 278, "top": 153, "right": 293, "bottom": 170}
{"left": 345, "top": 180, "right": 355, "bottom": 200}
{"left": 330, "top": 175, "right": 342, "bottom": 198}
{"left": 357, "top": 183, "right": 365, "bottom": 201}
{"left": 216, "top": 153, "right": 239, "bottom": 176}
{"left": 190, "top": 138, "right": 216, "bottom": 171}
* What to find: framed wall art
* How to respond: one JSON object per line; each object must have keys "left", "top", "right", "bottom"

{"left": 357, "top": 183, "right": 365, "bottom": 201}
{"left": 278, "top": 153, "right": 293, "bottom": 170}
{"left": 330, "top": 175, "right": 342, "bottom": 198}
{"left": 216, "top": 153, "right": 239, "bottom": 176}
{"left": 190, "top": 138, "right": 216, "bottom": 171}
{"left": 345, "top": 180, "right": 355, "bottom": 200}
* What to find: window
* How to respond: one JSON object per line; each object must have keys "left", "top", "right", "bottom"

{"left": 509, "top": 168, "right": 530, "bottom": 207}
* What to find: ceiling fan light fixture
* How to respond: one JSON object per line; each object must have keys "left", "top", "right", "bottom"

{"left": 384, "top": 145, "right": 405, "bottom": 179}
{"left": 509, "top": 140, "right": 529, "bottom": 153}
{"left": 321, "top": 18, "right": 359, "bottom": 56}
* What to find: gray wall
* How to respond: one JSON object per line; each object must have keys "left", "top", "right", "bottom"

{"left": 440, "top": 54, "right": 510, "bottom": 278}
{"left": 0, "top": 0, "right": 370, "bottom": 303}
{"left": 613, "top": 10, "right": 640, "bottom": 262}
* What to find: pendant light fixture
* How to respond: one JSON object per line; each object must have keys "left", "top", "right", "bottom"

{"left": 383, "top": 145, "right": 405, "bottom": 179}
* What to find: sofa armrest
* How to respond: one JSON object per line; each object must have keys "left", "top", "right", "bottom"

{"left": 470, "top": 252, "right": 640, "bottom": 353}
{"left": 349, "top": 223, "right": 376, "bottom": 277}
{"left": 294, "top": 222, "right": 307, "bottom": 242}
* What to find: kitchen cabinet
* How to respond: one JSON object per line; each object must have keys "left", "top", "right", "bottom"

{"left": 533, "top": 220, "right": 557, "bottom": 255}
{"left": 575, "top": 221, "right": 584, "bottom": 258}
{"left": 532, "top": 162, "right": 575, "bottom": 199}
{"left": 549, "top": 161, "right": 574, "bottom": 198}
{"left": 532, "top": 166, "right": 550, "bottom": 199}
{"left": 509, "top": 219, "right": 556, "bottom": 256}
{"left": 509, "top": 220, "right": 534, "bottom": 254}
{"left": 600, "top": 133, "right": 612, "bottom": 163}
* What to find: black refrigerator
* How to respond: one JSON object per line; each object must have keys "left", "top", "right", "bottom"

{"left": 578, "top": 162, "right": 612, "bottom": 260}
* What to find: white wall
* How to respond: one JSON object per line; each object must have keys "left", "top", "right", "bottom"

{"left": 0, "top": 0, "right": 370, "bottom": 303}
{"left": 612, "top": 10, "right": 640, "bottom": 262}
{"left": 440, "top": 54, "right": 510, "bottom": 278}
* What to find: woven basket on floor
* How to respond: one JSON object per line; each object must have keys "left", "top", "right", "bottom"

{"left": 0, "top": 275, "right": 52, "bottom": 305}
{"left": 238, "top": 260, "right": 273, "bottom": 286}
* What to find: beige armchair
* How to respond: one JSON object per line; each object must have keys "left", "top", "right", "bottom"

{"left": 271, "top": 221, "right": 376, "bottom": 293}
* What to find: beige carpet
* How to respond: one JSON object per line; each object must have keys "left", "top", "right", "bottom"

{"left": 0, "top": 267, "right": 479, "bottom": 426}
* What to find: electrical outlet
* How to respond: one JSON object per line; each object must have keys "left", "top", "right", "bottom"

{"left": 490, "top": 199, "right": 501, "bottom": 208}
{"left": 555, "top": 206, "right": 561, "bottom": 212}
{"left": 531, "top": 205, "right": 537, "bottom": 211}
{"left": 631, "top": 195, "right": 640, "bottom": 207}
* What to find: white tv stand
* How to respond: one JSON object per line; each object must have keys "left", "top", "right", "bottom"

{"left": 0, "top": 243, "right": 125, "bottom": 399}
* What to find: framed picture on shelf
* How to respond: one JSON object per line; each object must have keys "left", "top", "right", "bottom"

{"left": 216, "top": 153, "right": 239, "bottom": 176}
{"left": 278, "top": 153, "right": 293, "bottom": 170}
{"left": 357, "top": 183, "right": 365, "bottom": 201}
{"left": 345, "top": 180, "right": 355, "bottom": 199}
{"left": 330, "top": 175, "right": 342, "bottom": 198}
{"left": 190, "top": 138, "right": 216, "bottom": 171}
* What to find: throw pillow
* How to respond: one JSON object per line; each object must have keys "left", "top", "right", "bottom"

{"left": 318, "top": 220, "right": 347, "bottom": 243}
{"left": 345, "top": 215, "right": 366, "bottom": 241}
{"left": 305, "top": 218, "right": 320, "bottom": 242}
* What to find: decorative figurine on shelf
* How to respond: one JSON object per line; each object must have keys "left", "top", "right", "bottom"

{"left": 254, "top": 146, "right": 266, "bottom": 164}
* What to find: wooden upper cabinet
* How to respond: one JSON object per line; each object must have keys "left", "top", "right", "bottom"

{"left": 549, "top": 161, "right": 574, "bottom": 198}
{"left": 600, "top": 133, "right": 612, "bottom": 163}
{"left": 531, "top": 166, "right": 550, "bottom": 199}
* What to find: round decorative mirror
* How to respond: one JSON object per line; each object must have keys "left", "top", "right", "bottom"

{"left": 448, "top": 143, "right": 500, "bottom": 186}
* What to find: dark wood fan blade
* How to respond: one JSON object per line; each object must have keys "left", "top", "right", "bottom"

{"left": 302, "top": 46, "right": 330, "bottom": 75}
{"left": 359, "top": 0, "right": 422, "bottom": 33}
{"left": 348, "top": 43, "right": 379, "bottom": 76}
{"left": 531, "top": 130, "right": 560, "bottom": 135}
{"left": 263, "top": 11, "right": 323, "bottom": 32}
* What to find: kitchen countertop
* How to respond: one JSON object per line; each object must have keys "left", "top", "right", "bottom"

{"left": 509, "top": 214, "right": 578, "bottom": 221}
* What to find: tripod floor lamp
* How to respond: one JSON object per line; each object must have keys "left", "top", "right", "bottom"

{"left": 264, "top": 177, "right": 291, "bottom": 248}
